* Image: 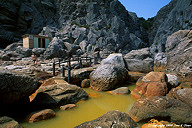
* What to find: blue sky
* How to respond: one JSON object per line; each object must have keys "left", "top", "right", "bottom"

{"left": 119, "top": 0, "right": 171, "bottom": 19}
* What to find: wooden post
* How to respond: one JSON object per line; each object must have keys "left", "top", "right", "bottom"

{"left": 89, "top": 58, "right": 92, "bottom": 67}
{"left": 58, "top": 59, "right": 61, "bottom": 67}
{"left": 53, "top": 60, "right": 55, "bottom": 76}
{"left": 62, "top": 65, "right": 65, "bottom": 77}
{"left": 80, "top": 57, "right": 82, "bottom": 68}
{"left": 86, "top": 56, "right": 87, "bottom": 62}
{"left": 68, "top": 57, "right": 71, "bottom": 83}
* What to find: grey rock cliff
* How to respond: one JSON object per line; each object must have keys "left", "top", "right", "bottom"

{"left": 149, "top": 0, "right": 192, "bottom": 54}
{"left": 0, "top": 0, "right": 148, "bottom": 57}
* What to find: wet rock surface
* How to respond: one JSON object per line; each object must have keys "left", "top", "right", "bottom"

{"left": 129, "top": 88, "right": 192, "bottom": 124}
{"left": 0, "top": 116, "right": 23, "bottom": 128}
{"left": 31, "top": 83, "right": 88, "bottom": 109}
{"left": 27, "top": 109, "right": 56, "bottom": 123}
{"left": 75, "top": 110, "right": 138, "bottom": 128}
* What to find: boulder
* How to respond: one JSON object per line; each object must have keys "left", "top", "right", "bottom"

{"left": 0, "top": 70, "right": 41, "bottom": 106}
{"left": 0, "top": 116, "right": 23, "bottom": 128}
{"left": 4, "top": 43, "right": 23, "bottom": 52}
{"left": 69, "top": 67, "right": 94, "bottom": 86}
{"left": 60, "top": 104, "right": 76, "bottom": 110}
{"left": 167, "top": 88, "right": 192, "bottom": 107}
{"left": 27, "top": 109, "right": 56, "bottom": 123}
{"left": 16, "top": 46, "right": 32, "bottom": 57}
{"left": 101, "top": 53, "right": 126, "bottom": 68}
{"left": 129, "top": 95, "right": 192, "bottom": 124}
{"left": 81, "top": 79, "right": 90, "bottom": 88}
{"left": 154, "top": 52, "right": 167, "bottom": 72}
{"left": 166, "top": 74, "right": 181, "bottom": 90}
{"left": 64, "top": 42, "right": 80, "bottom": 56}
{"left": 1, "top": 51, "right": 24, "bottom": 61}
{"left": 124, "top": 48, "right": 154, "bottom": 73}
{"left": 131, "top": 72, "right": 168, "bottom": 99}
{"left": 44, "top": 37, "right": 66, "bottom": 59}
{"left": 108, "top": 87, "right": 130, "bottom": 95}
{"left": 31, "top": 83, "right": 88, "bottom": 109}
{"left": 75, "top": 110, "right": 138, "bottom": 128}
{"left": 32, "top": 48, "right": 46, "bottom": 57}
{"left": 90, "top": 64, "right": 128, "bottom": 91}
{"left": 166, "top": 30, "right": 192, "bottom": 81}
{"left": 79, "top": 40, "right": 88, "bottom": 53}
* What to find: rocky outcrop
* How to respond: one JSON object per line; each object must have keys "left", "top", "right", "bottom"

{"left": 154, "top": 52, "right": 167, "bottom": 72}
{"left": 0, "top": 0, "right": 148, "bottom": 57}
{"left": 31, "top": 83, "right": 88, "bottom": 109}
{"left": 0, "top": 0, "right": 57, "bottom": 48}
{"left": 81, "top": 79, "right": 90, "bottom": 88}
{"left": 149, "top": 0, "right": 192, "bottom": 54}
{"left": 166, "top": 30, "right": 192, "bottom": 81}
{"left": 75, "top": 110, "right": 138, "bottom": 128}
{"left": 90, "top": 64, "right": 128, "bottom": 91}
{"left": 0, "top": 116, "right": 23, "bottom": 128}
{"left": 129, "top": 88, "right": 192, "bottom": 124}
{"left": 27, "top": 109, "right": 56, "bottom": 123}
{"left": 124, "top": 48, "right": 154, "bottom": 73}
{"left": 0, "top": 70, "right": 41, "bottom": 107}
{"left": 131, "top": 72, "right": 168, "bottom": 99}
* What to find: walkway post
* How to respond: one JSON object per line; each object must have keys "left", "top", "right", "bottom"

{"left": 68, "top": 57, "right": 71, "bottom": 83}
{"left": 58, "top": 59, "right": 61, "bottom": 67}
{"left": 62, "top": 65, "right": 65, "bottom": 77}
{"left": 53, "top": 60, "right": 55, "bottom": 76}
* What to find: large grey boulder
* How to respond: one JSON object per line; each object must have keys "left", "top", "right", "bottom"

{"left": 90, "top": 64, "right": 128, "bottom": 91}
{"left": 149, "top": 0, "right": 192, "bottom": 54}
{"left": 166, "top": 30, "right": 192, "bottom": 80}
{"left": 166, "top": 74, "right": 181, "bottom": 90}
{"left": 31, "top": 83, "right": 88, "bottom": 109}
{"left": 16, "top": 46, "right": 32, "bottom": 57}
{"left": 44, "top": 37, "right": 66, "bottom": 59}
{"left": 75, "top": 110, "right": 138, "bottom": 128}
{"left": 124, "top": 48, "right": 154, "bottom": 73}
{"left": 101, "top": 53, "right": 126, "bottom": 68}
{"left": 63, "top": 42, "right": 80, "bottom": 56}
{"left": 0, "top": 70, "right": 41, "bottom": 107}
{"left": 32, "top": 48, "right": 46, "bottom": 57}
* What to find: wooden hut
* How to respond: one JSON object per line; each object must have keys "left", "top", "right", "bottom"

{"left": 23, "top": 34, "right": 52, "bottom": 49}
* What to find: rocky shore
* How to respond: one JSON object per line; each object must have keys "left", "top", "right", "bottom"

{"left": 0, "top": 0, "right": 192, "bottom": 128}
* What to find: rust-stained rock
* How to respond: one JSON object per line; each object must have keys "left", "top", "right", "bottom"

{"left": 131, "top": 72, "right": 168, "bottom": 99}
{"left": 60, "top": 104, "right": 76, "bottom": 110}
{"left": 27, "top": 109, "right": 56, "bottom": 123}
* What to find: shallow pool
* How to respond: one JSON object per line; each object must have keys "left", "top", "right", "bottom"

{"left": 21, "top": 85, "right": 139, "bottom": 128}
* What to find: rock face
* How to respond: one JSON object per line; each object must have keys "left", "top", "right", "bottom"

{"left": 0, "top": 0, "right": 57, "bottom": 48}
{"left": 31, "top": 83, "right": 88, "bottom": 109}
{"left": 0, "top": 116, "right": 23, "bottom": 128}
{"left": 0, "top": 0, "right": 148, "bottom": 57}
{"left": 131, "top": 72, "right": 168, "bottom": 99}
{"left": 27, "top": 109, "right": 56, "bottom": 123}
{"left": 149, "top": 0, "right": 192, "bottom": 54}
{"left": 0, "top": 70, "right": 41, "bottom": 107}
{"left": 90, "top": 64, "right": 128, "bottom": 91}
{"left": 124, "top": 48, "right": 154, "bottom": 73}
{"left": 166, "top": 30, "right": 192, "bottom": 80}
{"left": 129, "top": 88, "right": 192, "bottom": 124}
{"left": 75, "top": 110, "right": 138, "bottom": 128}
